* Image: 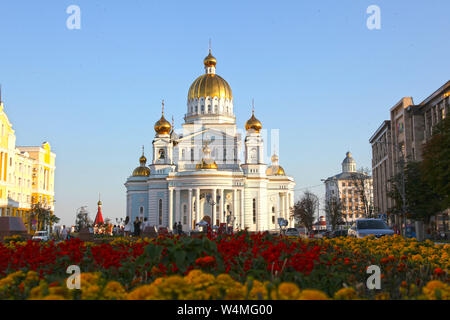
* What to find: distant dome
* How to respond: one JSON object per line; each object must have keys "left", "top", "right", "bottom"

{"left": 342, "top": 152, "right": 356, "bottom": 173}
{"left": 132, "top": 152, "right": 150, "bottom": 177}
{"left": 266, "top": 153, "right": 286, "bottom": 176}
{"left": 245, "top": 111, "right": 262, "bottom": 133}
{"left": 132, "top": 166, "right": 150, "bottom": 177}
{"left": 266, "top": 165, "right": 286, "bottom": 176}
{"left": 154, "top": 115, "right": 171, "bottom": 135}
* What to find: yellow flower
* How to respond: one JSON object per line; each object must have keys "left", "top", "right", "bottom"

{"left": 223, "top": 284, "right": 246, "bottom": 300}
{"left": 334, "top": 287, "right": 359, "bottom": 300}
{"left": 42, "top": 294, "right": 66, "bottom": 300}
{"left": 246, "top": 280, "right": 269, "bottom": 300}
{"left": 24, "top": 271, "right": 39, "bottom": 286}
{"left": 375, "top": 292, "right": 390, "bottom": 300}
{"left": 82, "top": 284, "right": 101, "bottom": 300}
{"left": 102, "top": 281, "right": 126, "bottom": 300}
{"left": 127, "top": 284, "right": 160, "bottom": 300}
{"left": 422, "top": 280, "right": 449, "bottom": 300}
{"left": 298, "top": 289, "right": 329, "bottom": 300}
{"left": 273, "top": 282, "right": 301, "bottom": 300}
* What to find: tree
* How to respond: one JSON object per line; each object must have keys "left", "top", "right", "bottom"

{"left": 325, "top": 196, "right": 343, "bottom": 231}
{"left": 29, "top": 202, "right": 59, "bottom": 232}
{"left": 421, "top": 116, "right": 450, "bottom": 210}
{"left": 291, "top": 191, "right": 318, "bottom": 233}
{"left": 388, "top": 160, "right": 441, "bottom": 237}
{"left": 404, "top": 161, "right": 441, "bottom": 224}
{"left": 349, "top": 167, "right": 373, "bottom": 218}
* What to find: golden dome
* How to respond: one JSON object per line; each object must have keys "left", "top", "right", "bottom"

{"left": 271, "top": 154, "right": 279, "bottom": 163}
{"left": 188, "top": 52, "right": 232, "bottom": 100}
{"left": 132, "top": 166, "right": 150, "bottom": 177}
{"left": 245, "top": 112, "right": 262, "bottom": 133}
{"left": 132, "top": 151, "right": 150, "bottom": 177}
{"left": 196, "top": 159, "right": 218, "bottom": 170}
{"left": 203, "top": 52, "right": 217, "bottom": 68}
{"left": 154, "top": 115, "right": 171, "bottom": 135}
{"left": 98, "top": 200, "right": 102, "bottom": 206}
{"left": 266, "top": 165, "right": 286, "bottom": 176}
{"left": 188, "top": 74, "right": 232, "bottom": 100}
{"left": 196, "top": 142, "right": 218, "bottom": 170}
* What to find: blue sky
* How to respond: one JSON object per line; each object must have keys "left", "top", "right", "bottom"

{"left": 0, "top": 0, "right": 449, "bottom": 225}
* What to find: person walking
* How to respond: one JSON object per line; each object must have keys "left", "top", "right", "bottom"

{"left": 141, "top": 218, "right": 149, "bottom": 234}
{"left": 173, "top": 222, "right": 178, "bottom": 235}
{"left": 61, "top": 225, "right": 67, "bottom": 241}
{"left": 177, "top": 221, "right": 183, "bottom": 236}
{"left": 136, "top": 218, "right": 142, "bottom": 237}
{"left": 124, "top": 216, "right": 131, "bottom": 237}
{"left": 133, "top": 217, "right": 140, "bottom": 237}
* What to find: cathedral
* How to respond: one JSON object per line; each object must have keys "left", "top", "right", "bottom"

{"left": 125, "top": 50, "right": 295, "bottom": 232}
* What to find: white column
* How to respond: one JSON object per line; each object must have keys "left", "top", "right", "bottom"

{"left": 169, "top": 188, "right": 173, "bottom": 230}
{"left": 219, "top": 189, "right": 224, "bottom": 224}
{"left": 175, "top": 189, "right": 181, "bottom": 225}
{"left": 212, "top": 189, "right": 216, "bottom": 226}
{"left": 284, "top": 192, "right": 289, "bottom": 224}
{"left": 288, "top": 192, "right": 293, "bottom": 227}
{"left": 279, "top": 193, "right": 283, "bottom": 221}
{"left": 240, "top": 189, "right": 244, "bottom": 230}
{"left": 195, "top": 188, "right": 200, "bottom": 224}
{"left": 188, "top": 189, "right": 192, "bottom": 232}
{"left": 233, "top": 189, "right": 237, "bottom": 228}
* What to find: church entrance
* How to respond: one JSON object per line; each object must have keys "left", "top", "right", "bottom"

{"left": 202, "top": 216, "right": 211, "bottom": 225}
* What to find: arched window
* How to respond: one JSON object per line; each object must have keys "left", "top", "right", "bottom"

{"left": 158, "top": 199, "right": 163, "bottom": 225}
{"left": 191, "top": 148, "right": 194, "bottom": 161}
{"left": 183, "top": 204, "right": 187, "bottom": 224}
{"left": 159, "top": 149, "right": 165, "bottom": 160}
{"left": 252, "top": 198, "right": 257, "bottom": 224}
{"left": 208, "top": 105, "right": 211, "bottom": 113}
{"left": 139, "top": 206, "right": 144, "bottom": 216}
{"left": 201, "top": 105, "right": 205, "bottom": 114}
{"left": 182, "top": 149, "right": 185, "bottom": 160}
{"left": 195, "top": 106, "right": 198, "bottom": 113}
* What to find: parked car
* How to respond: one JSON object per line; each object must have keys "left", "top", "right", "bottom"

{"left": 285, "top": 228, "right": 300, "bottom": 237}
{"left": 309, "top": 230, "right": 325, "bottom": 239}
{"left": 348, "top": 219, "right": 394, "bottom": 238}
{"left": 32, "top": 231, "right": 49, "bottom": 241}
{"left": 330, "top": 229, "right": 348, "bottom": 238}
{"left": 322, "top": 231, "right": 333, "bottom": 238}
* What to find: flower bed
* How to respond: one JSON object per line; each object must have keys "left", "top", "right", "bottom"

{"left": 0, "top": 233, "right": 448, "bottom": 300}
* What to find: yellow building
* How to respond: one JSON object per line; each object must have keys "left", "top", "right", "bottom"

{"left": 0, "top": 97, "right": 56, "bottom": 231}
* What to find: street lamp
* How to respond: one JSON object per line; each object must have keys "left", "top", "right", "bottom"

{"left": 206, "top": 193, "right": 220, "bottom": 227}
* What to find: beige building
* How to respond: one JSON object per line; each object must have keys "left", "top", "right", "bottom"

{"left": 324, "top": 152, "right": 374, "bottom": 225}
{"left": 0, "top": 96, "right": 56, "bottom": 231}
{"left": 369, "top": 121, "right": 393, "bottom": 218}
{"left": 370, "top": 81, "right": 449, "bottom": 231}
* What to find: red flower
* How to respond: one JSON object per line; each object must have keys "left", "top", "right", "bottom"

{"left": 434, "top": 268, "right": 444, "bottom": 276}
{"left": 195, "top": 256, "right": 216, "bottom": 268}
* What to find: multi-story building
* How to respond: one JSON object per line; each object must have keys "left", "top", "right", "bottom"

{"left": 323, "top": 152, "right": 374, "bottom": 225}
{"left": 370, "top": 81, "right": 449, "bottom": 232}
{"left": 0, "top": 95, "right": 56, "bottom": 231}
{"left": 369, "top": 121, "right": 393, "bottom": 219}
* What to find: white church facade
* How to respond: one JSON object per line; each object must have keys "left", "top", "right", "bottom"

{"left": 125, "top": 50, "right": 296, "bottom": 232}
